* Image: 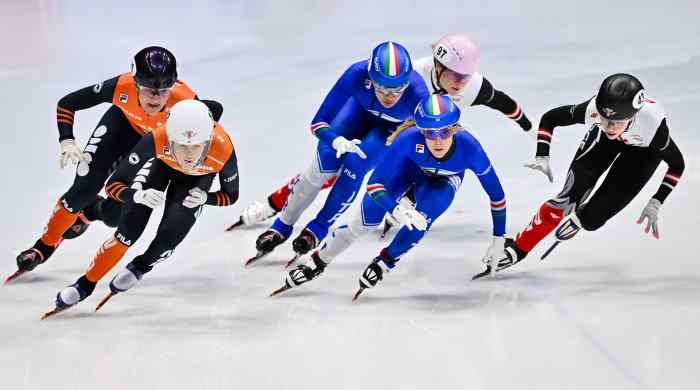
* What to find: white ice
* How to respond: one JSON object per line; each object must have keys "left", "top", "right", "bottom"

{"left": 1, "top": 1, "right": 699, "bottom": 389}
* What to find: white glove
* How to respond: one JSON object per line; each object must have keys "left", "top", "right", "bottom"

{"left": 391, "top": 201, "right": 427, "bottom": 231}
{"left": 331, "top": 136, "right": 367, "bottom": 159}
{"left": 482, "top": 236, "right": 506, "bottom": 276}
{"left": 524, "top": 156, "right": 553, "bottom": 183}
{"left": 59, "top": 139, "right": 90, "bottom": 168}
{"left": 240, "top": 200, "right": 276, "bottom": 225}
{"left": 183, "top": 187, "right": 208, "bottom": 209}
{"left": 133, "top": 188, "right": 165, "bottom": 209}
{"left": 637, "top": 198, "right": 661, "bottom": 239}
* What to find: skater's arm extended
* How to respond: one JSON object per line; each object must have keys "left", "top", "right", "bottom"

{"left": 56, "top": 77, "right": 119, "bottom": 141}
{"left": 470, "top": 143, "right": 507, "bottom": 237}
{"left": 649, "top": 120, "right": 685, "bottom": 203}
{"left": 310, "top": 63, "right": 360, "bottom": 144}
{"left": 535, "top": 100, "right": 589, "bottom": 157}
{"left": 473, "top": 77, "right": 532, "bottom": 131}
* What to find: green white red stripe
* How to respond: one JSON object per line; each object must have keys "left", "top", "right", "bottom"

{"left": 367, "top": 183, "right": 386, "bottom": 196}
{"left": 384, "top": 42, "right": 400, "bottom": 76}
{"left": 427, "top": 94, "right": 445, "bottom": 115}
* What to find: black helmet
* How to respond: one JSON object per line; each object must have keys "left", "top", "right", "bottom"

{"left": 131, "top": 46, "right": 177, "bottom": 89}
{"left": 595, "top": 73, "right": 645, "bottom": 120}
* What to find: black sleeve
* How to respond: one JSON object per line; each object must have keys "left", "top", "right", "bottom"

{"left": 57, "top": 76, "right": 119, "bottom": 141}
{"left": 472, "top": 77, "right": 532, "bottom": 131}
{"left": 535, "top": 100, "right": 589, "bottom": 157}
{"left": 648, "top": 120, "right": 685, "bottom": 203}
{"left": 206, "top": 148, "right": 239, "bottom": 207}
{"left": 198, "top": 99, "right": 224, "bottom": 122}
{"left": 105, "top": 133, "right": 157, "bottom": 203}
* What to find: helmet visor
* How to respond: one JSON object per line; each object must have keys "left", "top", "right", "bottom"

{"left": 373, "top": 81, "right": 409, "bottom": 97}
{"left": 170, "top": 141, "right": 209, "bottom": 171}
{"left": 422, "top": 127, "right": 457, "bottom": 140}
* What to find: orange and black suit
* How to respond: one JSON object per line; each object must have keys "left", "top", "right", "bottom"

{"left": 29, "top": 73, "right": 222, "bottom": 261}
{"left": 76, "top": 122, "right": 239, "bottom": 290}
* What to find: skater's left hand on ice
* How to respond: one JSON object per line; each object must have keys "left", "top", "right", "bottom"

{"left": 332, "top": 136, "right": 367, "bottom": 159}
{"left": 183, "top": 187, "right": 208, "bottom": 208}
{"left": 482, "top": 236, "right": 506, "bottom": 275}
{"left": 637, "top": 198, "right": 661, "bottom": 239}
{"left": 524, "top": 156, "right": 553, "bottom": 183}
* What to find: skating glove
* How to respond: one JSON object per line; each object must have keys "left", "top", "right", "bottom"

{"left": 524, "top": 156, "right": 553, "bottom": 183}
{"left": 637, "top": 198, "right": 661, "bottom": 239}
{"left": 133, "top": 189, "right": 165, "bottom": 209}
{"left": 391, "top": 202, "right": 427, "bottom": 231}
{"left": 332, "top": 136, "right": 367, "bottom": 159}
{"left": 59, "top": 139, "right": 90, "bottom": 168}
{"left": 183, "top": 187, "right": 208, "bottom": 209}
{"left": 482, "top": 236, "right": 506, "bottom": 276}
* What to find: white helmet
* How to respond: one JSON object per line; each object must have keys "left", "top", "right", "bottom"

{"left": 166, "top": 99, "right": 214, "bottom": 145}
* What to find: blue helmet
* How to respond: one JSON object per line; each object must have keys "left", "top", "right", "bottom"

{"left": 414, "top": 94, "right": 461, "bottom": 129}
{"left": 368, "top": 41, "right": 413, "bottom": 88}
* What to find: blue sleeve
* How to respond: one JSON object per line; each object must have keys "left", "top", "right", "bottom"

{"left": 366, "top": 138, "right": 411, "bottom": 213}
{"left": 469, "top": 141, "right": 507, "bottom": 236}
{"left": 310, "top": 63, "right": 362, "bottom": 143}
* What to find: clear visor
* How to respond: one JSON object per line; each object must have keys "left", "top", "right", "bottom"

{"left": 137, "top": 84, "right": 173, "bottom": 97}
{"left": 441, "top": 67, "right": 471, "bottom": 83}
{"left": 422, "top": 126, "right": 457, "bottom": 140}
{"left": 373, "top": 81, "right": 409, "bottom": 97}
{"left": 170, "top": 141, "right": 209, "bottom": 170}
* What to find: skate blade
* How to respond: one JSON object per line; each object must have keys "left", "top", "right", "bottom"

{"left": 4, "top": 269, "right": 28, "bottom": 284}
{"left": 540, "top": 241, "right": 561, "bottom": 261}
{"left": 225, "top": 218, "right": 245, "bottom": 232}
{"left": 471, "top": 266, "right": 492, "bottom": 280}
{"left": 269, "top": 284, "right": 292, "bottom": 297}
{"left": 285, "top": 253, "right": 301, "bottom": 268}
{"left": 94, "top": 292, "right": 115, "bottom": 312}
{"left": 352, "top": 287, "right": 365, "bottom": 302}
{"left": 40, "top": 306, "right": 68, "bottom": 320}
{"left": 379, "top": 221, "right": 392, "bottom": 239}
{"left": 244, "top": 250, "right": 270, "bottom": 267}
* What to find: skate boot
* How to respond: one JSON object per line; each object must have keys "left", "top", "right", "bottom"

{"left": 540, "top": 213, "right": 582, "bottom": 260}
{"left": 41, "top": 276, "right": 96, "bottom": 319}
{"left": 270, "top": 251, "right": 327, "bottom": 296}
{"left": 286, "top": 228, "right": 319, "bottom": 267}
{"left": 353, "top": 249, "right": 398, "bottom": 301}
{"left": 95, "top": 262, "right": 146, "bottom": 311}
{"left": 472, "top": 238, "right": 527, "bottom": 280}
{"left": 226, "top": 200, "right": 279, "bottom": 231}
{"left": 245, "top": 229, "right": 288, "bottom": 266}
{"left": 7, "top": 240, "right": 56, "bottom": 283}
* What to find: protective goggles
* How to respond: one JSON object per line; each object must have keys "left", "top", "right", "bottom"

{"left": 442, "top": 67, "right": 471, "bottom": 83}
{"left": 422, "top": 127, "right": 456, "bottom": 140}
{"left": 373, "top": 81, "right": 409, "bottom": 97}
{"left": 137, "top": 84, "right": 173, "bottom": 97}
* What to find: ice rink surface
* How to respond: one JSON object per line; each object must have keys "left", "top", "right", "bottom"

{"left": 1, "top": 1, "right": 699, "bottom": 389}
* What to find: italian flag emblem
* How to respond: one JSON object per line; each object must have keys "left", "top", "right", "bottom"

{"left": 384, "top": 41, "right": 400, "bottom": 76}
{"left": 427, "top": 95, "right": 444, "bottom": 115}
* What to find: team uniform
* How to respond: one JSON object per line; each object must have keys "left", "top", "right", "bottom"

{"left": 271, "top": 95, "right": 506, "bottom": 297}
{"left": 44, "top": 103, "right": 239, "bottom": 317}
{"left": 248, "top": 42, "right": 430, "bottom": 265}
{"left": 480, "top": 75, "right": 685, "bottom": 277}
{"left": 234, "top": 53, "right": 530, "bottom": 228}
{"left": 14, "top": 68, "right": 222, "bottom": 279}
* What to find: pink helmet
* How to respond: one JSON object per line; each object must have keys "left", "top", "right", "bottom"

{"left": 433, "top": 34, "right": 480, "bottom": 75}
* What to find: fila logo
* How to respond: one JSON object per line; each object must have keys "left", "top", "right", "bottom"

{"left": 416, "top": 144, "right": 425, "bottom": 153}
{"left": 119, "top": 93, "right": 128, "bottom": 104}
{"left": 223, "top": 173, "right": 238, "bottom": 182}
{"left": 343, "top": 168, "right": 357, "bottom": 180}
{"left": 116, "top": 233, "right": 132, "bottom": 246}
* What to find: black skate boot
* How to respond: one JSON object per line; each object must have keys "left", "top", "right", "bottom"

{"left": 270, "top": 251, "right": 327, "bottom": 296}
{"left": 245, "top": 229, "right": 288, "bottom": 266}
{"left": 353, "top": 249, "right": 398, "bottom": 301}
{"left": 472, "top": 238, "right": 527, "bottom": 280}
{"left": 286, "top": 228, "right": 318, "bottom": 267}
{"left": 7, "top": 240, "right": 56, "bottom": 283}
